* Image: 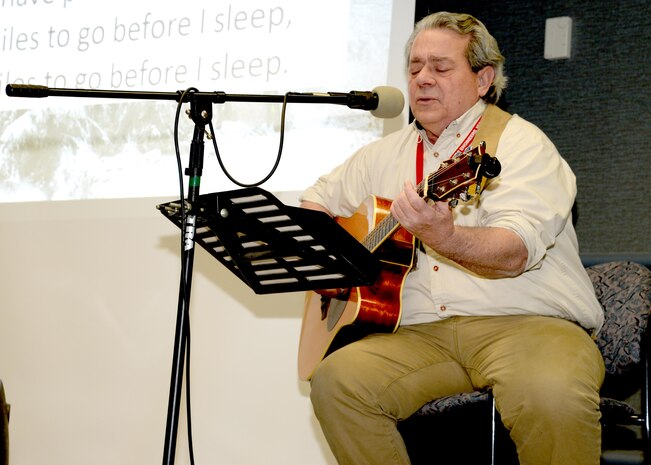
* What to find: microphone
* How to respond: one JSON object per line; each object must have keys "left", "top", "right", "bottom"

{"left": 371, "top": 86, "right": 405, "bottom": 118}
{"left": 302, "top": 86, "right": 404, "bottom": 118}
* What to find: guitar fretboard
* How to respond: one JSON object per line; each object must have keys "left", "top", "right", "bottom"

{"left": 360, "top": 178, "right": 428, "bottom": 253}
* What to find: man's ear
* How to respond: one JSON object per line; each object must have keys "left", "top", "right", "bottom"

{"left": 477, "top": 66, "right": 496, "bottom": 97}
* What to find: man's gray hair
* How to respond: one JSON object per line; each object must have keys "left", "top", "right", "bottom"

{"left": 405, "top": 12, "right": 507, "bottom": 104}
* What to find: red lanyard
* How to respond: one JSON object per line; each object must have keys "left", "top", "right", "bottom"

{"left": 416, "top": 116, "right": 482, "bottom": 183}
{"left": 416, "top": 136, "right": 425, "bottom": 184}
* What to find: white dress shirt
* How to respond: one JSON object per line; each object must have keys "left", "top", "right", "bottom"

{"left": 300, "top": 100, "right": 604, "bottom": 333}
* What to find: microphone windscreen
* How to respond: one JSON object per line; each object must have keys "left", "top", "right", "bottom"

{"left": 370, "top": 86, "right": 404, "bottom": 119}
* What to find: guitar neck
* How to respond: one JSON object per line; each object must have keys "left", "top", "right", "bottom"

{"left": 361, "top": 214, "right": 400, "bottom": 252}
{"left": 360, "top": 179, "right": 427, "bottom": 253}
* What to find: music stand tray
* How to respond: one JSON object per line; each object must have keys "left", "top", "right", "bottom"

{"left": 157, "top": 187, "right": 379, "bottom": 294}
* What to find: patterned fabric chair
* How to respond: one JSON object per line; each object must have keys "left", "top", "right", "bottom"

{"left": 399, "top": 261, "right": 651, "bottom": 465}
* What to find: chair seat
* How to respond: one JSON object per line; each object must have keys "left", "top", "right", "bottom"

{"left": 601, "top": 397, "right": 641, "bottom": 425}
{"left": 415, "top": 390, "right": 640, "bottom": 423}
{"left": 414, "top": 390, "right": 491, "bottom": 416}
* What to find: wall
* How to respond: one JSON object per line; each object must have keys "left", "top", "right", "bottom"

{"left": 416, "top": 0, "right": 651, "bottom": 256}
{"left": 0, "top": 196, "right": 320, "bottom": 465}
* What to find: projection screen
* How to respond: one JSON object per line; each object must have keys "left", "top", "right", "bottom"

{"left": 0, "top": 0, "right": 401, "bottom": 202}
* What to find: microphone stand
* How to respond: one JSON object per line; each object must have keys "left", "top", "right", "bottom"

{"left": 162, "top": 94, "right": 211, "bottom": 465}
{"left": 4, "top": 83, "right": 384, "bottom": 465}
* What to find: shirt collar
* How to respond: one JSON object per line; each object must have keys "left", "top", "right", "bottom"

{"left": 414, "top": 99, "right": 487, "bottom": 149}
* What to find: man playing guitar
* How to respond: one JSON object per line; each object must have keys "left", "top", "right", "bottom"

{"left": 299, "top": 11, "right": 604, "bottom": 465}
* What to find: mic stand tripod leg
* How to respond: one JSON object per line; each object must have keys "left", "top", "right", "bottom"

{"left": 162, "top": 96, "right": 212, "bottom": 465}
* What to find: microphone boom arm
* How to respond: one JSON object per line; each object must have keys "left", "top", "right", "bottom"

{"left": 5, "top": 84, "right": 380, "bottom": 111}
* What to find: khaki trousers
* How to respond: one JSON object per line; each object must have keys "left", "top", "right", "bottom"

{"left": 310, "top": 315, "right": 605, "bottom": 465}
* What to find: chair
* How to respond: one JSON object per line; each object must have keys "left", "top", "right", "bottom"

{"left": 399, "top": 261, "right": 651, "bottom": 465}
{"left": 0, "top": 380, "right": 8, "bottom": 465}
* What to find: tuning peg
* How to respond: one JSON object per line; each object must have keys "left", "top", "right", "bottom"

{"left": 448, "top": 198, "right": 459, "bottom": 208}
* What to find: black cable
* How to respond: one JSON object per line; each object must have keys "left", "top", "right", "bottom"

{"left": 172, "top": 87, "right": 198, "bottom": 465}
{"left": 185, "top": 323, "right": 195, "bottom": 465}
{"left": 173, "top": 87, "right": 197, "bottom": 256}
{"left": 208, "top": 92, "right": 289, "bottom": 187}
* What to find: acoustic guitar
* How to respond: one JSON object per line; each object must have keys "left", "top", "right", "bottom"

{"left": 297, "top": 142, "right": 501, "bottom": 380}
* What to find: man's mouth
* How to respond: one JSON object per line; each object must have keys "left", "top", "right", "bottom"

{"left": 416, "top": 95, "right": 437, "bottom": 104}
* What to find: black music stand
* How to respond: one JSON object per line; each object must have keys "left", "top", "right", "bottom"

{"left": 157, "top": 187, "right": 379, "bottom": 464}
{"left": 157, "top": 187, "right": 379, "bottom": 294}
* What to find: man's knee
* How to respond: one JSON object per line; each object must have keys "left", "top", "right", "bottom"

{"left": 495, "top": 354, "right": 603, "bottom": 432}
{"left": 310, "top": 349, "right": 368, "bottom": 414}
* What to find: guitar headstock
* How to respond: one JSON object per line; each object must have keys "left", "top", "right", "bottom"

{"left": 421, "top": 141, "right": 501, "bottom": 206}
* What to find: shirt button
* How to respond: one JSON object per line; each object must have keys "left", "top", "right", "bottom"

{"left": 456, "top": 133, "right": 461, "bottom": 138}
{"left": 432, "top": 265, "right": 439, "bottom": 271}
{"left": 440, "top": 305, "right": 447, "bottom": 311}
{"left": 432, "top": 152, "right": 439, "bottom": 158}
